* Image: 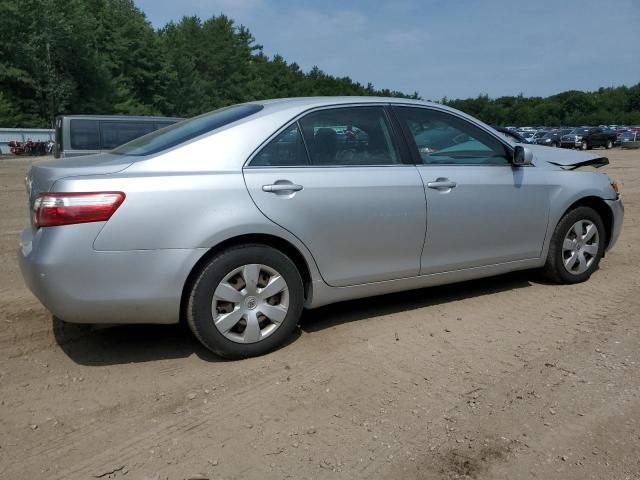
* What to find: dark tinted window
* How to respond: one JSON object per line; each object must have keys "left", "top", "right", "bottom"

{"left": 398, "top": 107, "right": 510, "bottom": 165}
{"left": 70, "top": 119, "right": 100, "bottom": 150}
{"left": 298, "top": 107, "right": 400, "bottom": 166}
{"left": 251, "top": 124, "right": 309, "bottom": 167}
{"left": 112, "top": 104, "right": 263, "bottom": 156}
{"left": 100, "top": 121, "right": 156, "bottom": 149}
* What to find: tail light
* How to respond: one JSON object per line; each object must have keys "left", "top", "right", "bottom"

{"left": 33, "top": 192, "right": 125, "bottom": 228}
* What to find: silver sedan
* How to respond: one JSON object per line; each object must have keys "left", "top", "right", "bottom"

{"left": 19, "top": 97, "right": 624, "bottom": 358}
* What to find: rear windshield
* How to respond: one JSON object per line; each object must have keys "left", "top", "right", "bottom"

{"left": 112, "top": 104, "right": 263, "bottom": 156}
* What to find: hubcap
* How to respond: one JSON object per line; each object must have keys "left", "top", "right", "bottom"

{"left": 211, "top": 264, "right": 289, "bottom": 344}
{"left": 562, "top": 220, "right": 599, "bottom": 275}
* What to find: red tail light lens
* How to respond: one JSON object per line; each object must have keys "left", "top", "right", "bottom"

{"left": 33, "top": 192, "right": 125, "bottom": 228}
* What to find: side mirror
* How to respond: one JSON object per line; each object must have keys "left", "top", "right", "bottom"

{"left": 513, "top": 145, "right": 533, "bottom": 166}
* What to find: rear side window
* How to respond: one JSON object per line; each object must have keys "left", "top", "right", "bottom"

{"left": 100, "top": 121, "right": 156, "bottom": 149}
{"left": 112, "top": 104, "right": 263, "bottom": 156}
{"left": 70, "top": 119, "right": 100, "bottom": 150}
{"left": 299, "top": 107, "right": 400, "bottom": 166}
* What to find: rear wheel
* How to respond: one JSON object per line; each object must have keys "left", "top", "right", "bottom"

{"left": 187, "top": 245, "right": 304, "bottom": 359}
{"left": 543, "top": 206, "right": 605, "bottom": 284}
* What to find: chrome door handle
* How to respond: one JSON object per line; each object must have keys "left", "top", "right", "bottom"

{"left": 427, "top": 180, "right": 457, "bottom": 189}
{"left": 262, "top": 183, "right": 303, "bottom": 193}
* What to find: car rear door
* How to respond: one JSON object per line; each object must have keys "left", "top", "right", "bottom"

{"left": 243, "top": 105, "right": 426, "bottom": 287}
{"left": 394, "top": 106, "right": 551, "bottom": 275}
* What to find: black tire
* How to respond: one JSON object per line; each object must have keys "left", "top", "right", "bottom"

{"left": 543, "top": 206, "right": 605, "bottom": 284}
{"left": 186, "top": 244, "right": 304, "bottom": 359}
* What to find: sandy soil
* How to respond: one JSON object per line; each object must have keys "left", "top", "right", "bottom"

{"left": 0, "top": 149, "right": 639, "bottom": 480}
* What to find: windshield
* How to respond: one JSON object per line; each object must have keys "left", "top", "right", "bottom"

{"left": 112, "top": 104, "right": 263, "bottom": 156}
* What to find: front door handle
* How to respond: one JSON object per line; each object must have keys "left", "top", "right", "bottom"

{"left": 427, "top": 179, "right": 457, "bottom": 190}
{"left": 262, "top": 183, "right": 303, "bottom": 193}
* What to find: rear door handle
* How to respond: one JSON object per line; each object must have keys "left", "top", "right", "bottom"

{"left": 262, "top": 183, "right": 303, "bottom": 193}
{"left": 426, "top": 180, "right": 457, "bottom": 189}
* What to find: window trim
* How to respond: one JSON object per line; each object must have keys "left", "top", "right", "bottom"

{"left": 244, "top": 103, "right": 415, "bottom": 169}
{"left": 389, "top": 105, "right": 522, "bottom": 168}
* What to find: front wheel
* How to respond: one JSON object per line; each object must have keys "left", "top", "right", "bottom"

{"left": 605, "top": 139, "right": 613, "bottom": 149}
{"left": 543, "top": 206, "right": 605, "bottom": 284}
{"left": 186, "top": 245, "right": 304, "bottom": 359}
{"left": 580, "top": 140, "right": 589, "bottom": 150}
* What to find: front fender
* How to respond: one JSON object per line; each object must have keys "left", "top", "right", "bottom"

{"left": 540, "top": 171, "right": 617, "bottom": 260}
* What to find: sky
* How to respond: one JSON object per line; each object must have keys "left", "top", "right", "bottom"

{"left": 134, "top": 0, "right": 640, "bottom": 100}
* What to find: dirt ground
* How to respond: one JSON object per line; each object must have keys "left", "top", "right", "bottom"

{"left": 0, "top": 149, "right": 639, "bottom": 480}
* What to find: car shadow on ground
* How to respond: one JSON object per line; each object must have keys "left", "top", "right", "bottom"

{"left": 54, "top": 270, "right": 535, "bottom": 366}
{"left": 52, "top": 319, "right": 223, "bottom": 365}
{"left": 300, "top": 270, "right": 535, "bottom": 332}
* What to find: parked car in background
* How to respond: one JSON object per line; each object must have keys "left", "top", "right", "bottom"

{"left": 54, "top": 115, "right": 182, "bottom": 158}
{"left": 493, "top": 126, "right": 527, "bottom": 143}
{"left": 536, "top": 131, "right": 562, "bottom": 147}
{"left": 560, "top": 127, "right": 616, "bottom": 150}
{"left": 530, "top": 130, "right": 548, "bottom": 144}
{"left": 520, "top": 131, "right": 536, "bottom": 143}
{"left": 618, "top": 131, "right": 640, "bottom": 149}
{"left": 20, "top": 97, "right": 623, "bottom": 358}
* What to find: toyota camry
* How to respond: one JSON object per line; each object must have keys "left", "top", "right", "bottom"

{"left": 19, "top": 97, "right": 624, "bottom": 358}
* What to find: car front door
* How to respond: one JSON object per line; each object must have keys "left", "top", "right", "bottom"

{"left": 394, "top": 106, "right": 551, "bottom": 275}
{"left": 243, "top": 105, "right": 426, "bottom": 287}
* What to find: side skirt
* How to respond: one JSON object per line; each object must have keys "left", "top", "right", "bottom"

{"left": 307, "top": 258, "right": 543, "bottom": 309}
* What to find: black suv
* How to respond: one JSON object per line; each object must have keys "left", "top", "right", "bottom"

{"left": 560, "top": 127, "right": 617, "bottom": 150}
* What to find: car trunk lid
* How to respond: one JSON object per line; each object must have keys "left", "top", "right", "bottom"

{"left": 25, "top": 153, "right": 133, "bottom": 205}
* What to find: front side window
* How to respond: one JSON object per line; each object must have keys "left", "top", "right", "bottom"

{"left": 298, "top": 107, "right": 401, "bottom": 166}
{"left": 112, "top": 104, "right": 263, "bottom": 156}
{"left": 397, "top": 107, "right": 511, "bottom": 165}
{"left": 251, "top": 124, "right": 309, "bottom": 167}
{"left": 70, "top": 119, "right": 100, "bottom": 150}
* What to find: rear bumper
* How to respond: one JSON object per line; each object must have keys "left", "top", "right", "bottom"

{"left": 18, "top": 224, "right": 207, "bottom": 324}
{"left": 605, "top": 197, "right": 624, "bottom": 252}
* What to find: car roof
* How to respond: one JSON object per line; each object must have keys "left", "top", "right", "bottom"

{"left": 256, "top": 96, "right": 446, "bottom": 113}
{"left": 252, "top": 96, "right": 490, "bottom": 130}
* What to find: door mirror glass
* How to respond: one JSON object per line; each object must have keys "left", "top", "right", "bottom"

{"left": 513, "top": 145, "right": 533, "bottom": 166}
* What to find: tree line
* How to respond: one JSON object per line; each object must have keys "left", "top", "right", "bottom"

{"left": 443, "top": 86, "right": 640, "bottom": 127}
{"left": 0, "top": 0, "right": 637, "bottom": 128}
